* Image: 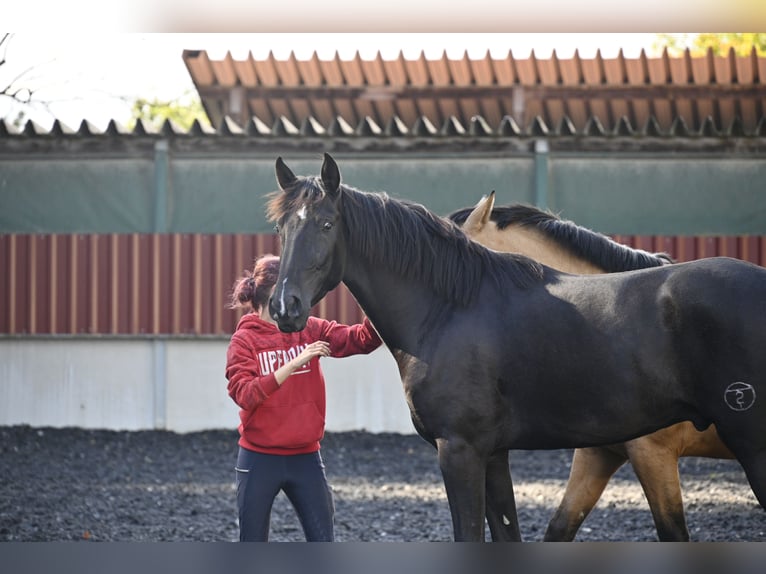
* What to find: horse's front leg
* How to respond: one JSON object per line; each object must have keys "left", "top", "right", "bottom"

{"left": 485, "top": 450, "right": 521, "bottom": 541}
{"left": 436, "top": 437, "right": 487, "bottom": 541}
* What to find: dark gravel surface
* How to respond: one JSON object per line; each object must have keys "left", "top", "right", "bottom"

{"left": 1, "top": 425, "right": 764, "bottom": 542}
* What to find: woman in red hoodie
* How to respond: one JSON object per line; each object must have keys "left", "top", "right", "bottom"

{"left": 225, "top": 254, "right": 382, "bottom": 542}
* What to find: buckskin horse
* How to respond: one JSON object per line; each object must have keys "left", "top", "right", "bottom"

{"left": 266, "top": 153, "right": 766, "bottom": 542}
{"left": 448, "top": 192, "right": 736, "bottom": 541}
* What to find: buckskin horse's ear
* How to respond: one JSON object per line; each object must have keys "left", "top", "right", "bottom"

{"left": 464, "top": 190, "right": 496, "bottom": 232}
{"left": 321, "top": 153, "right": 341, "bottom": 197}
{"left": 275, "top": 157, "right": 297, "bottom": 190}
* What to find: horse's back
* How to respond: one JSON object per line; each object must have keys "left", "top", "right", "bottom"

{"left": 667, "top": 256, "right": 766, "bottom": 291}
{"left": 662, "top": 257, "right": 766, "bottom": 342}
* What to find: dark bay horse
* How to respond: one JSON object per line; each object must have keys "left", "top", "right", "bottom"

{"left": 449, "top": 192, "right": 736, "bottom": 541}
{"left": 266, "top": 153, "right": 766, "bottom": 542}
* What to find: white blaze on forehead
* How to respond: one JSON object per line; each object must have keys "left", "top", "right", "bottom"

{"left": 278, "top": 277, "right": 288, "bottom": 315}
{"left": 297, "top": 205, "right": 307, "bottom": 220}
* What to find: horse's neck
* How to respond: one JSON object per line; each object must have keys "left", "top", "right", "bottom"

{"left": 479, "top": 224, "right": 604, "bottom": 275}
{"left": 342, "top": 253, "right": 433, "bottom": 355}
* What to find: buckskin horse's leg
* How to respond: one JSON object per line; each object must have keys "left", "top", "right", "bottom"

{"left": 436, "top": 437, "right": 487, "bottom": 541}
{"left": 544, "top": 446, "right": 628, "bottom": 541}
{"left": 626, "top": 439, "right": 689, "bottom": 541}
{"left": 485, "top": 450, "right": 521, "bottom": 541}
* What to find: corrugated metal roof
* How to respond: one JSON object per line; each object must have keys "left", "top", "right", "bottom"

{"left": 183, "top": 47, "right": 766, "bottom": 136}
{"left": 3, "top": 111, "right": 765, "bottom": 141}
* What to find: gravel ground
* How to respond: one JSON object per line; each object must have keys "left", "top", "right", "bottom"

{"left": 1, "top": 425, "right": 764, "bottom": 542}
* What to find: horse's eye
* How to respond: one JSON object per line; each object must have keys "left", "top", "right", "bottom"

{"left": 323, "top": 221, "right": 333, "bottom": 231}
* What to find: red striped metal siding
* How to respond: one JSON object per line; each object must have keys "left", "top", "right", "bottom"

{"left": 2, "top": 233, "right": 765, "bottom": 336}
{"left": 0, "top": 233, "right": 364, "bottom": 336}
{"left": 611, "top": 235, "right": 766, "bottom": 266}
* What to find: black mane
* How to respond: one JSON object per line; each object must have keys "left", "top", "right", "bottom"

{"left": 267, "top": 179, "right": 545, "bottom": 308}
{"left": 448, "top": 203, "right": 673, "bottom": 272}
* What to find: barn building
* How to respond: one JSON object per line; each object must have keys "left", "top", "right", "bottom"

{"left": 1, "top": 47, "right": 765, "bottom": 433}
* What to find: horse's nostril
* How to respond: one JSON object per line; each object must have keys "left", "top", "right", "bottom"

{"left": 268, "top": 297, "right": 285, "bottom": 320}
{"left": 286, "top": 295, "right": 302, "bottom": 319}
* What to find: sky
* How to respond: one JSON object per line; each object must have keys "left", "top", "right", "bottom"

{"left": 0, "top": 32, "right": 681, "bottom": 131}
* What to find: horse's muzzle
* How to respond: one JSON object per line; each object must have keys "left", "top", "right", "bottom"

{"left": 268, "top": 295, "right": 307, "bottom": 332}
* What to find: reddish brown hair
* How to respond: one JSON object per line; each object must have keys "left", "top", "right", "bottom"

{"left": 228, "top": 254, "right": 280, "bottom": 311}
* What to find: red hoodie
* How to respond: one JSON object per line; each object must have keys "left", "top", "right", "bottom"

{"left": 225, "top": 314, "right": 382, "bottom": 455}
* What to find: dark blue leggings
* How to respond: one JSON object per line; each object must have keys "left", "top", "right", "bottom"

{"left": 235, "top": 447, "right": 335, "bottom": 542}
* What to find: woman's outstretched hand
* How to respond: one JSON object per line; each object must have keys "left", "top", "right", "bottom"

{"left": 296, "top": 341, "right": 331, "bottom": 364}
{"left": 274, "top": 340, "right": 331, "bottom": 386}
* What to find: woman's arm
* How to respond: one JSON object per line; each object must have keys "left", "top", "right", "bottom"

{"left": 272, "top": 340, "right": 331, "bottom": 385}
{"left": 315, "top": 316, "right": 382, "bottom": 357}
{"left": 226, "top": 337, "right": 332, "bottom": 410}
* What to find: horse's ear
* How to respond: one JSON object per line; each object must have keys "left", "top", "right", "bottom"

{"left": 275, "top": 157, "right": 298, "bottom": 191}
{"left": 463, "top": 190, "right": 495, "bottom": 232}
{"left": 321, "top": 153, "right": 341, "bottom": 197}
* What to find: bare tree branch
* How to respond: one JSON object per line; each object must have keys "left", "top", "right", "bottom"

{"left": 0, "top": 33, "right": 10, "bottom": 68}
{"left": 0, "top": 34, "right": 54, "bottom": 125}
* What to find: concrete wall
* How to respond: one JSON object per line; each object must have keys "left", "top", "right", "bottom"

{"left": 0, "top": 339, "right": 412, "bottom": 434}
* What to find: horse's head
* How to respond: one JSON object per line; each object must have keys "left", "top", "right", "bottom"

{"left": 266, "top": 153, "right": 346, "bottom": 332}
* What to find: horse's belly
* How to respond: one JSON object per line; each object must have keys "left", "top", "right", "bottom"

{"left": 497, "top": 363, "right": 692, "bottom": 450}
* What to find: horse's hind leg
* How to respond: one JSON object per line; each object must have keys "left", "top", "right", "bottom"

{"left": 485, "top": 450, "right": 521, "bottom": 541}
{"left": 731, "top": 447, "right": 766, "bottom": 511}
{"left": 706, "top": 384, "right": 766, "bottom": 513}
{"left": 544, "top": 446, "right": 627, "bottom": 541}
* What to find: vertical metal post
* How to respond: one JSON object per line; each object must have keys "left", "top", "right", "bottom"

{"left": 229, "top": 86, "right": 246, "bottom": 127}
{"left": 153, "top": 341, "right": 167, "bottom": 430}
{"left": 512, "top": 86, "right": 525, "bottom": 127}
{"left": 153, "top": 140, "right": 169, "bottom": 429}
{"left": 153, "top": 140, "right": 169, "bottom": 234}
{"left": 534, "top": 139, "right": 549, "bottom": 210}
